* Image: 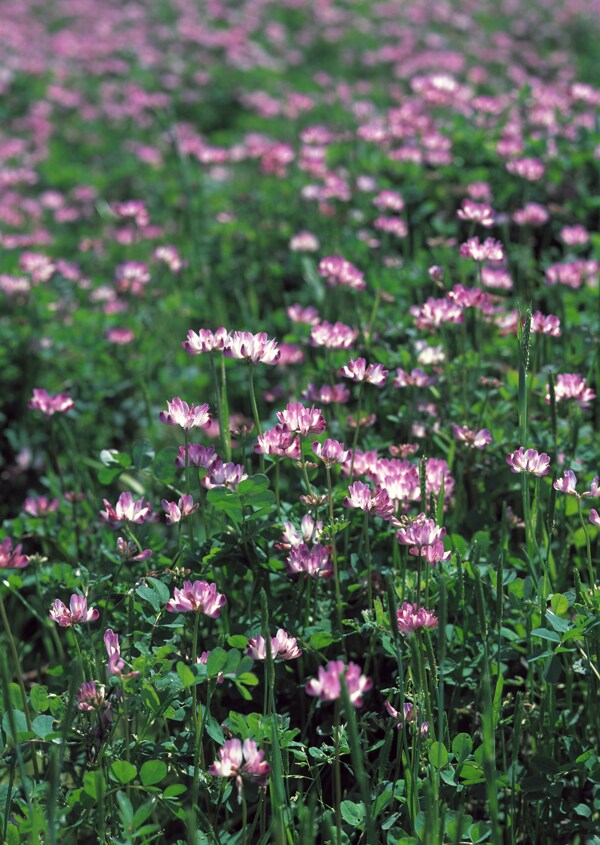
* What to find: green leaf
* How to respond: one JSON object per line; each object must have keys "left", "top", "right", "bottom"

{"left": 429, "top": 742, "right": 449, "bottom": 769}
{"left": 550, "top": 594, "right": 569, "bottom": 617}
{"left": 32, "top": 714, "right": 55, "bottom": 739}
{"left": 492, "top": 675, "right": 504, "bottom": 728}
{"left": 140, "top": 760, "right": 167, "bottom": 787}
{"left": 545, "top": 610, "right": 571, "bottom": 633}
{"left": 531, "top": 627, "right": 560, "bottom": 642}
{"left": 100, "top": 449, "right": 131, "bottom": 468}
{"left": 340, "top": 800, "right": 365, "bottom": 826}
{"left": 236, "top": 672, "right": 259, "bottom": 686}
{"left": 206, "top": 648, "right": 229, "bottom": 676}
{"left": 110, "top": 761, "right": 138, "bottom": 784}
{"left": 116, "top": 790, "right": 134, "bottom": 825}
{"left": 176, "top": 662, "right": 196, "bottom": 688}
{"left": 136, "top": 584, "right": 161, "bottom": 612}
{"left": 452, "top": 733, "right": 473, "bottom": 761}
{"left": 238, "top": 474, "right": 270, "bottom": 496}
{"left": 310, "top": 632, "right": 335, "bottom": 649}
{"left": 205, "top": 716, "right": 225, "bottom": 745}
{"left": 227, "top": 635, "right": 248, "bottom": 649}
{"left": 163, "top": 784, "right": 187, "bottom": 799}
{"left": 30, "top": 685, "right": 50, "bottom": 713}
{"left": 469, "top": 820, "right": 492, "bottom": 843}
{"left": 132, "top": 439, "right": 155, "bottom": 470}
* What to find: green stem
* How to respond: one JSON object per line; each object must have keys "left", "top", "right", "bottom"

{"left": 577, "top": 498, "right": 596, "bottom": 592}
{"left": 248, "top": 364, "right": 264, "bottom": 472}
{"left": 325, "top": 465, "right": 343, "bottom": 636}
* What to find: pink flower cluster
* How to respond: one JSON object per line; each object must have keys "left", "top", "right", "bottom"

{"left": 159, "top": 398, "right": 211, "bottom": 430}
{"left": 246, "top": 629, "right": 302, "bottom": 661}
{"left": 28, "top": 388, "right": 74, "bottom": 416}
{"left": 340, "top": 357, "right": 388, "bottom": 386}
{"left": 166, "top": 580, "right": 226, "bottom": 616}
{"left": 182, "top": 327, "right": 280, "bottom": 365}
{"left": 49, "top": 594, "right": 99, "bottom": 627}
{"left": 396, "top": 602, "right": 438, "bottom": 634}
{"left": 305, "top": 660, "right": 372, "bottom": 707}
{"left": 318, "top": 256, "right": 366, "bottom": 290}
{"left": 100, "top": 492, "right": 153, "bottom": 527}
{"left": 0, "top": 537, "right": 29, "bottom": 569}
{"left": 209, "top": 738, "right": 270, "bottom": 793}
{"left": 506, "top": 447, "right": 551, "bottom": 477}
{"left": 547, "top": 374, "right": 595, "bottom": 409}
{"left": 452, "top": 425, "right": 493, "bottom": 449}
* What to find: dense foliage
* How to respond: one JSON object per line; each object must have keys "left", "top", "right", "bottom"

{"left": 0, "top": 1, "right": 599, "bottom": 843}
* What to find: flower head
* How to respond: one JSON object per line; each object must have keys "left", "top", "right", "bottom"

{"left": 452, "top": 425, "right": 493, "bottom": 449}
{"left": 506, "top": 447, "right": 551, "bottom": 477}
{"left": 100, "top": 492, "right": 153, "bottom": 527}
{"left": 340, "top": 358, "right": 388, "bottom": 386}
{"left": 209, "top": 738, "right": 270, "bottom": 794}
{"left": 226, "top": 331, "right": 280, "bottom": 365}
{"left": 286, "top": 543, "right": 332, "bottom": 579}
{"left": 49, "top": 594, "right": 99, "bottom": 627}
{"left": 312, "top": 438, "right": 350, "bottom": 466}
{"left": 305, "top": 660, "right": 372, "bottom": 707}
{"left": 161, "top": 495, "right": 199, "bottom": 525}
{"left": 166, "top": 580, "right": 226, "bottom": 616}
{"left": 396, "top": 602, "right": 438, "bottom": 634}
{"left": 548, "top": 374, "right": 595, "bottom": 410}
{"left": 276, "top": 402, "right": 326, "bottom": 436}
{"left": 0, "top": 537, "right": 29, "bottom": 569}
{"left": 182, "top": 327, "right": 230, "bottom": 355}
{"left": 77, "top": 681, "right": 107, "bottom": 712}
{"left": 246, "top": 629, "right": 302, "bottom": 661}
{"left": 159, "top": 398, "right": 211, "bottom": 430}
{"left": 28, "top": 388, "right": 74, "bottom": 416}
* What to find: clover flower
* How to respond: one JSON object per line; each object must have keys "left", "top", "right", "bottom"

{"left": 286, "top": 543, "right": 332, "bottom": 579}
{"left": 49, "top": 594, "right": 99, "bottom": 627}
{"left": 246, "top": 629, "right": 302, "bottom": 661}
{"left": 159, "top": 398, "right": 211, "bottom": 430}
{"left": 410, "top": 297, "right": 464, "bottom": 330}
{"left": 116, "top": 537, "right": 152, "bottom": 562}
{"left": 531, "top": 311, "right": 561, "bottom": 337}
{"left": 166, "top": 580, "right": 226, "bottom": 616}
{"left": 590, "top": 509, "right": 600, "bottom": 527}
{"left": 340, "top": 357, "right": 388, "bottom": 386}
{"left": 77, "top": 681, "right": 107, "bottom": 712}
{"left": 161, "top": 494, "right": 199, "bottom": 525}
{"left": 225, "top": 331, "right": 280, "bottom": 365}
{"left": 396, "top": 515, "right": 445, "bottom": 548}
{"left": 343, "top": 481, "right": 396, "bottom": 521}
{"left": 459, "top": 237, "right": 504, "bottom": 262}
{"left": 305, "top": 660, "right": 372, "bottom": 707}
{"left": 23, "top": 496, "right": 59, "bottom": 517}
{"left": 452, "top": 425, "right": 493, "bottom": 449}
{"left": 302, "top": 383, "right": 350, "bottom": 404}
{"left": 312, "top": 438, "right": 350, "bottom": 466}
{"left": 279, "top": 515, "right": 323, "bottom": 549}
{"left": 182, "top": 327, "right": 230, "bottom": 355}
{"left": 255, "top": 426, "right": 301, "bottom": 459}
{"left": 396, "top": 602, "right": 438, "bottom": 634}
{"left": 457, "top": 199, "right": 495, "bottom": 227}
{"left": 318, "top": 256, "right": 366, "bottom": 290}
{"left": 209, "top": 738, "right": 270, "bottom": 795}
{"left": 276, "top": 402, "right": 326, "bottom": 436}
{"left": 104, "top": 629, "right": 125, "bottom": 676}
{"left": 100, "top": 492, "right": 153, "bottom": 527}
{"left": 0, "top": 537, "right": 29, "bottom": 569}
{"left": 393, "top": 368, "right": 436, "bottom": 388}
{"left": 175, "top": 443, "right": 218, "bottom": 469}
{"left": 28, "top": 388, "right": 74, "bottom": 416}
{"left": 553, "top": 471, "right": 599, "bottom": 499}
{"left": 310, "top": 320, "right": 358, "bottom": 349}
{"left": 547, "top": 374, "right": 595, "bottom": 409}
{"left": 385, "top": 700, "right": 429, "bottom": 735}
{"left": 506, "top": 447, "right": 551, "bottom": 477}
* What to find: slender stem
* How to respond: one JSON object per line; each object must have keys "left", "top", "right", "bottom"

{"left": 0, "top": 593, "right": 39, "bottom": 777}
{"left": 577, "top": 498, "right": 596, "bottom": 592}
{"left": 348, "top": 383, "right": 364, "bottom": 479}
{"left": 364, "top": 512, "right": 373, "bottom": 609}
{"left": 325, "top": 465, "right": 343, "bottom": 636}
{"left": 333, "top": 700, "right": 342, "bottom": 845}
{"left": 248, "top": 364, "right": 264, "bottom": 472}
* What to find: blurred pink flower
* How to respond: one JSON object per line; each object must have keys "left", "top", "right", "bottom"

{"left": 182, "top": 327, "right": 230, "bottom": 355}
{"left": 340, "top": 357, "right": 388, "bottom": 386}
{"left": 28, "top": 388, "right": 74, "bottom": 416}
{"left": 209, "top": 738, "right": 270, "bottom": 794}
{"left": 77, "top": 681, "right": 106, "bottom": 712}
{"left": 305, "top": 659, "right": 372, "bottom": 707}
{"left": 452, "top": 425, "right": 493, "bottom": 449}
{"left": 23, "top": 496, "right": 59, "bottom": 517}
{"left": 0, "top": 537, "right": 29, "bottom": 569}
{"left": 161, "top": 494, "right": 199, "bottom": 525}
{"left": 548, "top": 374, "right": 595, "bottom": 409}
{"left": 246, "top": 628, "right": 302, "bottom": 661}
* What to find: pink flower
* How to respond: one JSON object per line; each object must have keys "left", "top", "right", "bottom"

{"left": 159, "top": 398, "right": 211, "bottom": 430}
{"left": 246, "top": 629, "right": 302, "bottom": 661}
{"left": 0, "top": 537, "right": 29, "bottom": 569}
{"left": 393, "top": 368, "right": 435, "bottom": 388}
{"left": 203, "top": 460, "right": 248, "bottom": 489}
{"left": 506, "top": 157, "right": 545, "bottom": 181}
{"left": 512, "top": 203, "right": 549, "bottom": 226}
{"left": 302, "top": 383, "right": 350, "bottom": 404}
{"left": 310, "top": 320, "right": 358, "bottom": 349}
{"left": 373, "top": 216, "right": 407, "bottom": 238}
{"left": 28, "top": 388, "right": 74, "bottom": 416}
{"left": 276, "top": 402, "right": 326, "bottom": 436}
{"left": 226, "top": 331, "right": 280, "bottom": 365}
{"left": 396, "top": 515, "right": 445, "bottom": 548}
{"left": 384, "top": 700, "right": 428, "bottom": 734}
{"left": 312, "top": 438, "right": 350, "bottom": 466}
{"left": 396, "top": 602, "right": 438, "bottom": 634}
{"left": 560, "top": 225, "right": 589, "bottom": 246}
{"left": 548, "top": 374, "right": 596, "bottom": 409}
{"left": 49, "top": 594, "right": 99, "bottom": 627}
{"left": 459, "top": 237, "right": 504, "bottom": 263}
{"left": 23, "top": 497, "right": 59, "bottom": 517}
{"left": 343, "top": 482, "right": 396, "bottom": 521}
{"left": 175, "top": 443, "right": 218, "bottom": 469}
{"left": 286, "top": 543, "right": 332, "bottom": 579}
{"left": 280, "top": 515, "right": 323, "bottom": 549}
{"left": 590, "top": 509, "right": 600, "bottom": 527}
{"left": 452, "top": 425, "right": 493, "bottom": 449}
{"left": 182, "top": 327, "right": 230, "bottom": 355}
{"left": 373, "top": 190, "right": 404, "bottom": 211}
{"left": 154, "top": 245, "right": 184, "bottom": 272}
{"left": 340, "top": 358, "right": 388, "bottom": 386}
{"left": 305, "top": 660, "right": 372, "bottom": 707}
{"left": 554, "top": 472, "right": 599, "bottom": 499}
{"left": 287, "top": 304, "right": 320, "bottom": 325}
{"left": 531, "top": 311, "right": 561, "bottom": 337}
{"left": 100, "top": 492, "right": 153, "bottom": 527}
{"left": 457, "top": 199, "right": 495, "bottom": 227}
{"left": 166, "top": 580, "right": 226, "bottom": 616}
{"left": 506, "top": 447, "right": 551, "bottom": 477}
{"left": 161, "top": 495, "right": 199, "bottom": 525}
{"left": 410, "top": 297, "right": 464, "bottom": 331}
{"left": 255, "top": 426, "right": 301, "bottom": 459}
{"left": 289, "top": 231, "right": 320, "bottom": 252}
{"left": 318, "top": 256, "right": 366, "bottom": 291}
{"left": 104, "top": 629, "right": 125, "bottom": 676}
{"left": 209, "top": 738, "right": 270, "bottom": 791}
{"left": 116, "top": 537, "right": 152, "bottom": 562}
{"left": 77, "top": 681, "right": 107, "bottom": 712}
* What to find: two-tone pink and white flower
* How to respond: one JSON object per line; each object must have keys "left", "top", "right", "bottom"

{"left": 305, "top": 660, "right": 372, "bottom": 707}
{"left": 506, "top": 447, "right": 551, "bottom": 477}
{"left": 312, "top": 438, "right": 350, "bottom": 466}
{"left": 340, "top": 358, "right": 388, "bottom": 386}
{"left": 100, "top": 492, "right": 153, "bottom": 527}
{"left": 209, "top": 738, "right": 270, "bottom": 791}
{"left": 246, "top": 629, "right": 302, "bottom": 661}
{"left": 159, "top": 398, "right": 211, "bottom": 430}
{"left": 276, "top": 402, "right": 327, "bottom": 436}
{"left": 182, "top": 327, "right": 230, "bottom": 355}
{"left": 286, "top": 543, "right": 332, "bottom": 579}
{"left": 396, "top": 602, "right": 438, "bottom": 634}
{"left": 554, "top": 471, "right": 599, "bottom": 499}
{"left": 452, "top": 425, "right": 493, "bottom": 449}
{"left": 161, "top": 495, "right": 199, "bottom": 525}
{"left": 343, "top": 481, "right": 396, "bottom": 521}
{"left": 547, "top": 374, "right": 595, "bottom": 409}
{"left": 166, "top": 580, "right": 226, "bottom": 616}
{"left": 226, "top": 331, "right": 280, "bottom": 365}
{"left": 396, "top": 515, "right": 445, "bottom": 548}
{"left": 29, "top": 388, "right": 74, "bottom": 416}
{"left": 0, "top": 537, "right": 29, "bottom": 569}
{"left": 49, "top": 594, "right": 99, "bottom": 627}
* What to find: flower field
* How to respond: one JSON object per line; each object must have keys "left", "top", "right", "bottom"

{"left": 0, "top": 1, "right": 599, "bottom": 842}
